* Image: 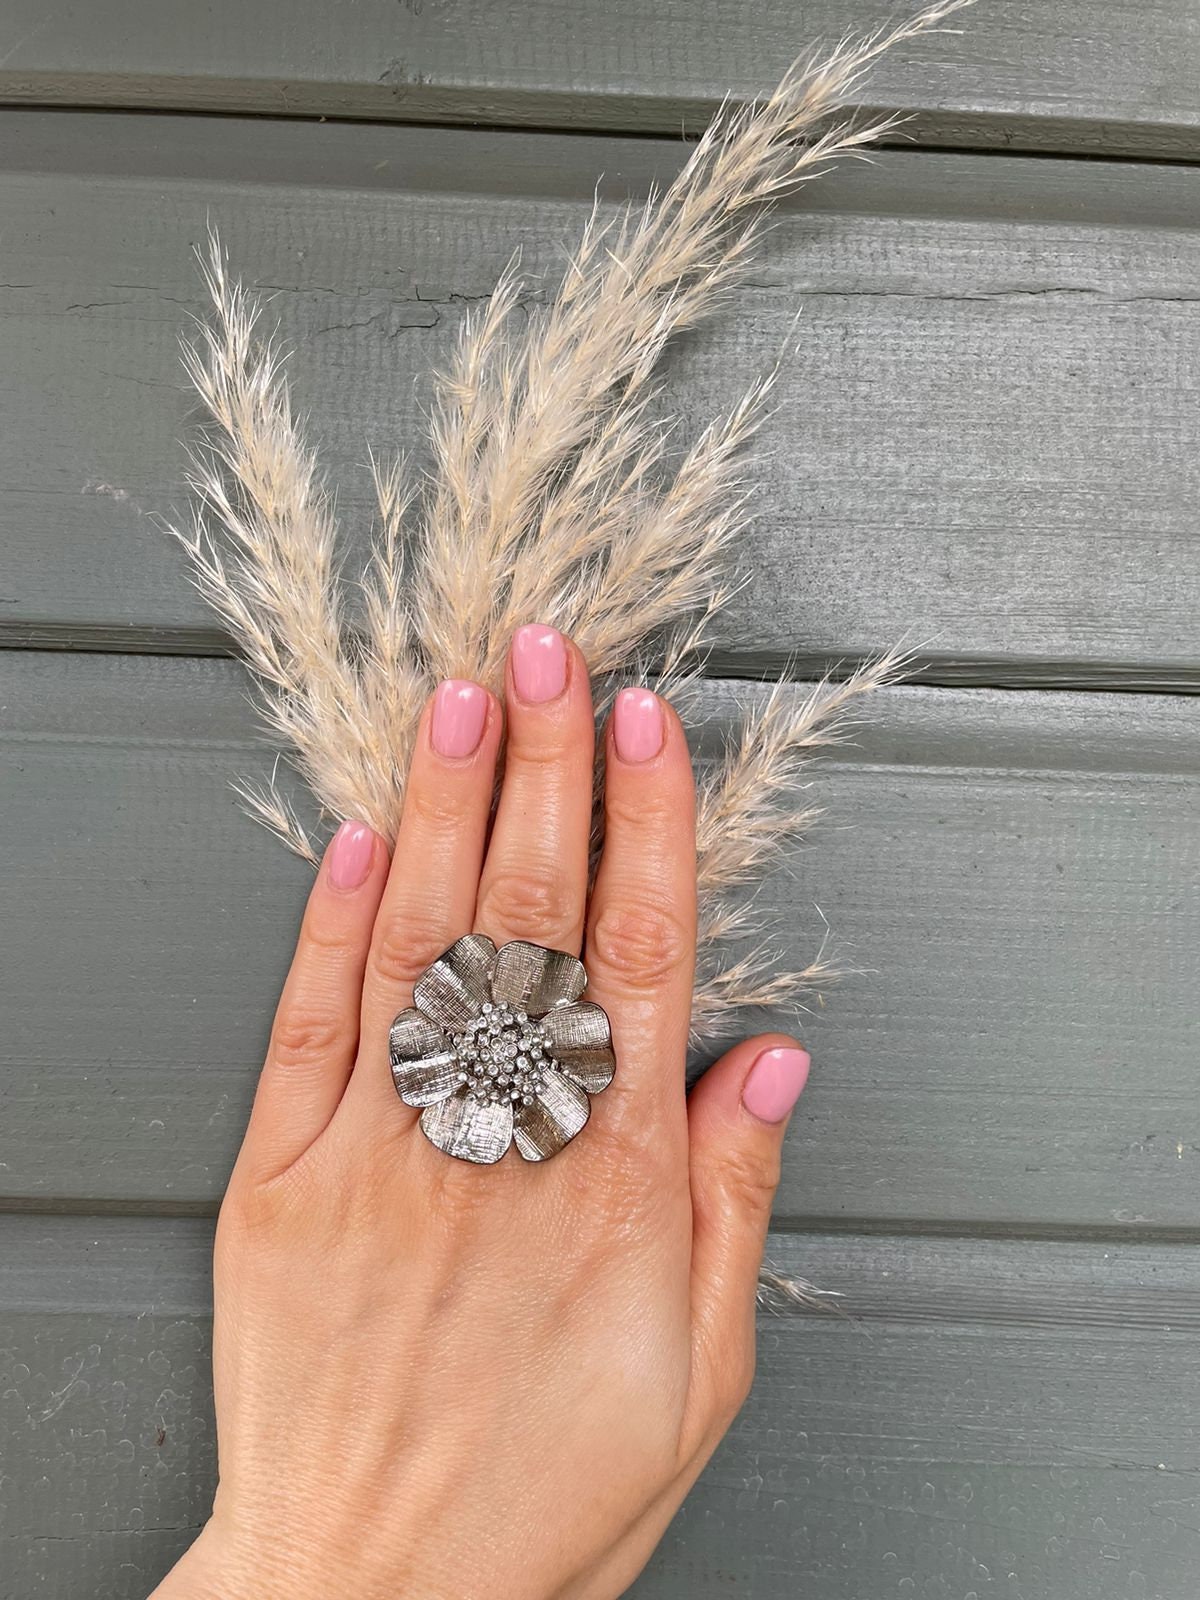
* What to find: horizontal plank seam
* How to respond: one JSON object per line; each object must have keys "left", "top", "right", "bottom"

{"left": 5, "top": 1195, "right": 1200, "bottom": 1248}
{"left": 3, "top": 635, "right": 1199, "bottom": 696}
{"left": 6, "top": 283, "right": 1200, "bottom": 309}
{"left": 770, "top": 1215, "right": 1200, "bottom": 1247}
{"left": 8, "top": 731, "right": 1195, "bottom": 785}
{"left": 2, "top": 95, "right": 1200, "bottom": 171}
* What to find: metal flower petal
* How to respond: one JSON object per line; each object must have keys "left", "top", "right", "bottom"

{"left": 489, "top": 939, "right": 587, "bottom": 1015}
{"left": 389, "top": 1008, "right": 462, "bottom": 1106}
{"left": 420, "top": 1092, "right": 514, "bottom": 1164}
{"left": 395, "top": 937, "right": 615, "bottom": 1163}
{"left": 537, "top": 1001, "right": 615, "bottom": 1093}
{"left": 411, "top": 932, "right": 497, "bottom": 1032}
{"left": 513, "top": 1066, "right": 590, "bottom": 1161}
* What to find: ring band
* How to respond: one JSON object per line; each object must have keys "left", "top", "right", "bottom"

{"left": 390, "top": 935, "right": 615, "bottom": 1164}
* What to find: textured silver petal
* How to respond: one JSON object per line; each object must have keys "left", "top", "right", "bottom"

{"left": 389, "top": 1008, "right": 461, "bottom": 1106}
{"left": 538, "top": 1001, "right": 615, "bottom": 1094}
{"left": 412, "top": 933, "right": 497, "bottom": 1033}
{"left": 513, "top": 1066, "right": 590, "bottom": 1161}
{"left": 420, "top": 1092, "right": 514, "bottom": 1164}
{"left": 490, "top": 940, "right": 587, "bottom": 1015}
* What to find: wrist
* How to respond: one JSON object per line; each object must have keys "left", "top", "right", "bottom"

{"left": 150, "top": 1518, "right": 433, "bottom": 1600}
{"left": 151, "top": 1521, "right": 334, "bottom": 1600}
{"left": 150, "top": 1523, "right": 244, "bottom": 1600}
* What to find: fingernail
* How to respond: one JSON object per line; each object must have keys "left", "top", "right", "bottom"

{"left": 431, "top": 678, "right": 489, "bottom": 758}
{"left": 326, "top": 820, "right": 376, "bottom": 892}
{"left": 512, "top": 624, "right": 567, "bottom": 704}
{"left": 741, "top": 1046, "right": 811, "bottom": 1124}
{"left": 613, "top": 687, "right": 664, "bottom": 763}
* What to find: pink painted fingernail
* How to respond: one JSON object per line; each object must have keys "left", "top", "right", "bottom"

{"left": 741, "top": 1046, "right": 811, "bottom": 1124}
{"left": 512, "top": 624, "right": 567, "bottom": 704}
{"left": 326, "top": 820, "right": 376, "bottom": 892}
{"left": 613, "top": 687, "right": 664, "bottom": 763}
{"left": 431, "top": 679, "right": 489, "bottom": 758}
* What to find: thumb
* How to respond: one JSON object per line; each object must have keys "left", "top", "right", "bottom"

{"left": 684, "top": 1034, "right": 811, "bottom": 1435}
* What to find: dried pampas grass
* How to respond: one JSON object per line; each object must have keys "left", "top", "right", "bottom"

{"left": 171, "top": 1, "right": 969, "bottom": 1056}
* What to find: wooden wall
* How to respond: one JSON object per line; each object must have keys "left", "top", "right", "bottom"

{"left": 1, "top": 4, "right": 1197, "bottom": 1595}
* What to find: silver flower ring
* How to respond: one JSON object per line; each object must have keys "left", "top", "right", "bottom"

{"left": 390, "top": 935, "right": 615, "bottom": 1164}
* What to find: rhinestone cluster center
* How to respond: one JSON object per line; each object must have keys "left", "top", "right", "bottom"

{"left": 452, "top": 1000, "right": 553, "bottom": 1106}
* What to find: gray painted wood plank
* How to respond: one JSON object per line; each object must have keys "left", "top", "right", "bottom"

{"left": 2, "top": 649, "right": 1197, "bottom": 1227}
{"left": 644, "top": 1232, "right": 1200, "bottom": 1599}
{"left": 1, "top": 112, "right": 1199, "bottom": 687}
{"left": 2, "top": 1218, "right": 1196, "bottom": 1597}
{"left": 0, "top": 0, "right": 1196, "bottom": 159}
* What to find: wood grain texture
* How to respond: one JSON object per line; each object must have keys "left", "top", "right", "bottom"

{"left": 2, "top": 650, "right": 1196, "bottom": 1226}
{"left": 1, "top": 112, "right": 1198, "bottom": 687}
{"left": 0, "top": 0, "right": 1196, "bottom": 158}
{"left": 3, "top": 1217, "right": 1196, "bottom": 1597}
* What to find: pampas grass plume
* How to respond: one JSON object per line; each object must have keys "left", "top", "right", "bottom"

{"left": 171, "top": 0, "right": 971, "bottom": 1046}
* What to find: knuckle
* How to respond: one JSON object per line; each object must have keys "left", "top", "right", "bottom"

{"left": 407, "top": 781, "right": 471, "bottom": 833}
{"left": 219, "top": 1172, "right": 286, "bottom": 1242}
{"left": 370, "top": 911, "right": 451, "bottom": 989}
{"left": 507, "top": 735, "right": 573, "bottom": 775}
{"left": 268, "top": 1009, "right": 346, "bottom": 1070}
{"left": 579, "top": 1140, "right": 691, "bottom": 1242}
{"left": 477, "top": 869, "right": 580, "bottom": 946}
{"left": 605, "top": 784, "right": 680, "bottom": 835}
{"left": 218, "top": 1155, "right": 343, "bottom": 1252}
{"left": 299, "top": 913, "right": 361, "bottom": 962}
{"left": 720, "top": 1142, "right": 782, "bottom": 1218}
{"left": 588, "top": 899, "right": 692, "bottom": 992}
{"left": 424, "top": 1157, "right": 510, "bottom": 1232}
{"left": 580, "top": 1130, "right": 666, "bottom": 1210}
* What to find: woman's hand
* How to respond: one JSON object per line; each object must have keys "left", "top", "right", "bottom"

{"left": 155, "top": 625, "right": 811, "bottom": 1600}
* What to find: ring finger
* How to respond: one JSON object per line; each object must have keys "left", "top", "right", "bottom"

{"left": 382, "top": 626, "right": 595, "bottom": 1169}
{"left": 412, "top": 624, "right": 594, "bottom": 1167}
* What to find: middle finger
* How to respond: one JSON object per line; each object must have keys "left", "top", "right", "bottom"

{"left": 474, "top": 624, "right": 595, "bottom": 955}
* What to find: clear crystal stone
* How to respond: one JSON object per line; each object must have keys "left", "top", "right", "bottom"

{"left": 450, "top": 998, "right": 565, "bottom": 1109}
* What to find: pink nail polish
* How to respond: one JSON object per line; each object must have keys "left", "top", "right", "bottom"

{"left": 431, "top": 679, "right": 489, "bottom": 758}
{"left": 326, "top": 820, "right": 376, "bottom": 891}
{"left": 613, "top": 687, "right": 664, "bottom": 763}
{"left": 741, "top": 1047, "right": 811, "bottom": 1124}
{"left": 511, "top": 624, "right": 567, "bottom": 704}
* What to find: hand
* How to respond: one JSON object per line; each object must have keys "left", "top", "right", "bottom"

{"left": 154, "top": 624, "right": 811, "bottom": 1600}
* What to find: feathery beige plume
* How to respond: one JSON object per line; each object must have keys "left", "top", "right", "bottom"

{"left": 416, "top": 1, "right": 970, "bottom": 688}
{"left": 171, "top": 2, "right": 970, "bottom": 1049}
{"left": 175, "top": 257, "right": 426, "bottom": 845}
